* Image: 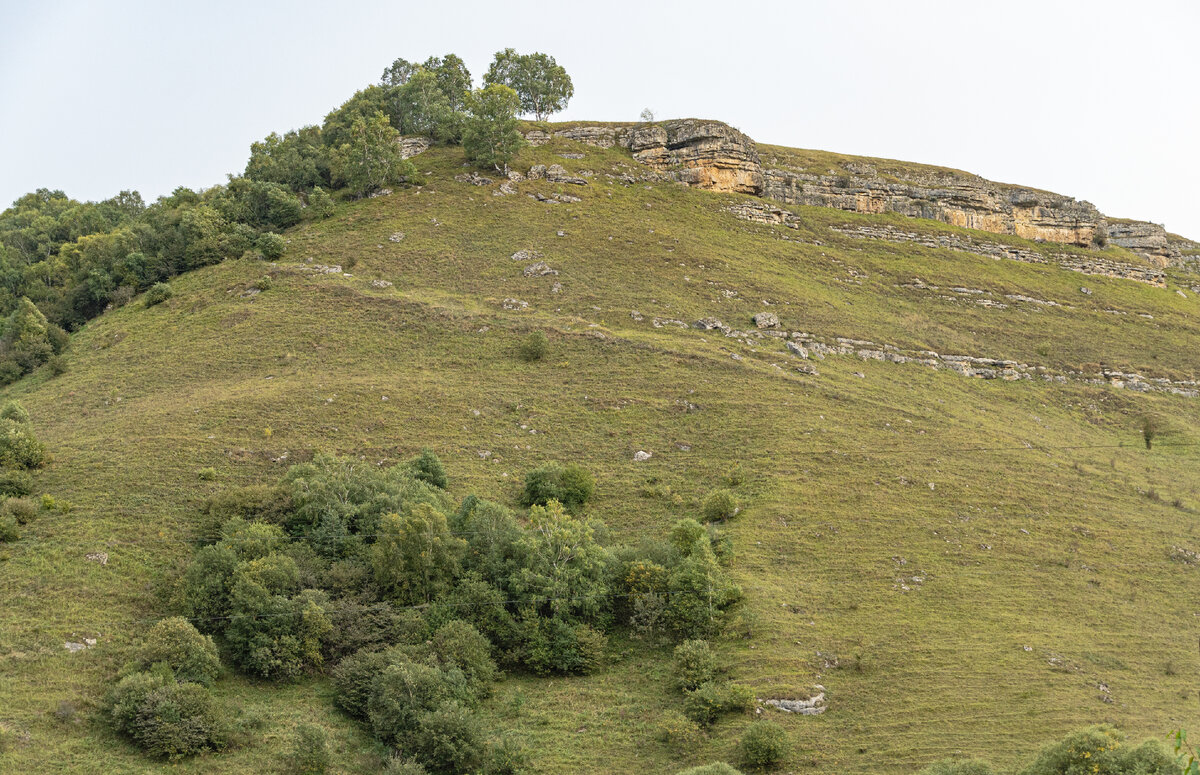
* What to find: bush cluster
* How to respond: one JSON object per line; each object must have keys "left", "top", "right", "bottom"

{"left": 104, "top": 619, "right": 227, "bottom": 760}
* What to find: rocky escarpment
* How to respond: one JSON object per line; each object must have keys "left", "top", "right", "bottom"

{"left": 1106, "top": 220, "right": 1199, "bottom": 266}
{"left": 763, "top": 165, "right": 1104, "bottom": 248}
{"left": 526, "top": 119, "right": 762, "bottom": 195}
{"left": 525, "top": 120, "right": 1194, "bottom": 267}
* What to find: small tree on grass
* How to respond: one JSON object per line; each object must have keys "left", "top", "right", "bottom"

{"left": 702, "top": 489, "right": 738, "bottom": 522}
{"left": 484, "top": 49, "right": 574, "bottom": 121}
{"left": 463, "top": 84, "right": 523, "bottom": 171}
{"left": 518, "top": 330, "right": 548, "bottom": 362}
{"left": 288, "top": 724, "right": 331, "bottom": 775}
{"left": 739, "top": 720, "right": 787, "bottom": 768}
{"left": 521, "top": 462, "right": 594, "bottom": 513}
{"left": 331, "top": 112, "right": 415, "bottom": 197}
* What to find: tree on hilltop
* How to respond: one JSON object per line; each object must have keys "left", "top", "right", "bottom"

{"left": 462, "top": 84, "right": 524, "bottom": 171}
{"left": 484, "top": 49, "right": 573, "bottom": 122}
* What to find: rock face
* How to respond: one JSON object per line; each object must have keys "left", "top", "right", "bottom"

{"left": 527, "top": 119, "right": 1195, "bottom": 263}
{"left": 628, "top": 120, "right": 763, "bottom": 195}
{"left": 1106, "top": 220, "right": 1199, "bottom": 266}
{"left": 763, "top": 166, "right": 1104, "bottom": 247}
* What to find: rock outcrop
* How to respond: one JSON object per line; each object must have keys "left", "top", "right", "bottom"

{"left": 525, "top": 119, "right": 1194, "bottom": 264}
{"left": 763, "top": 166, "right": 1104, "bottom": 248}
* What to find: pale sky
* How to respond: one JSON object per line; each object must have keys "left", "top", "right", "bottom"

{"left": 2, "top": 1, "right": 1197, "bottom": 239}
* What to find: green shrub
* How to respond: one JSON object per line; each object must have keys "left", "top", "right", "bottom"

{"left": 518, "top": 331, "right": 548, "bottom": 362}
{"left": 258, "top": 232, "right": 287, "bottom": 259}
{"left": 0, "top": 470, "right": 32, "bottom": 497}
{"left": 197, "top": 466, "right": 217, "bottom": 481}
{"left": 179, "top": 544, "right": 239, "bottom": 626}
{"left": 0, "top": 513, "right": 18, "bottom": 542}
{"left": 288, "top": 724, "right": 331, "bottom": 775}
{"left": 144, "top": 282, "right": 173, "bottom": 307}
{"left": 684, "top": 681, "right": 755, "bottom": 726}
{"left": 702, "top": 489, "right": 739, "bottom": 522}
{"left": 678, "top": 765, "right": 744, "bottom": 775}
{"left": 521, "top": 462, "right": 594, "bottom": 513}
{"left": 224, "top": 584, "right": 331, "bottom": 679}
{"left": 656, "top": 710, "right": 703, "bottom": 750}
{"left": 674, "top": 639, "right": 718, "bottom": 690}
{"left": 0, "top": 401, "right": 29, "bottom": 423}
{"left": 137, "top": 617, "right": 221, "bottom": 686}
{"left": 1018, "top": 726, "right": 1176, "bottom": 775}
{"left": 45, "top": 354, "right": 67, "bottom": 376}
{"left": 0, "top": 417, "right": 45, "bottom": 469}
{"left": 412, "top": 702, "right": 486, "bottom": 775}
{"left": 918, "top": 760, "right": 996, "bottom": 775}
{"left": 410, "top": 448, "right": 448, "bottom": 489}
{"left": 253, "top": 275, "right": 273, "bottom": 292}
{"left": 308, "top": 187, "right": 335, "bottom": 219}
{"left": 105, "top": 670, "right": 226, "bottom": 760}
{"left": 484, "top": 734, "right": 529, "bottom": 775}
{"left": 4, "top": 496, "right": 39, "bottom": 524}
{"left": 431, "top": 620, "right": 497, "bottom": 694}
{"left": 384, "top": 758, "right": 430, "bottom": 775}
{"left": 739, "top": 720, "right": 787, "bottom": 768}
{"left": 367, "top": 660, "right": 470, "bottom": 750}
{"left": 333, "top": 648, "right": 397, "bottom": 719}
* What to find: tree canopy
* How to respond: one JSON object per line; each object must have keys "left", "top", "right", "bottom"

{"left": 484, "top": 48, "right": 574, "bottom": 121}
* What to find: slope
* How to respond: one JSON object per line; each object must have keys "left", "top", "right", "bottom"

{"left": 0, "top": 134, "right": 1198, "bottom": 774}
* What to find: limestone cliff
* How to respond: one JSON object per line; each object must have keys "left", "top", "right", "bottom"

{"left": 525, "top": 119, "right": 1194, "bottom": 266}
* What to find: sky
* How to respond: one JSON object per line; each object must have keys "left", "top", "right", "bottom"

{"left": 1, "top": 0, "right": 1197, "bottom": 237}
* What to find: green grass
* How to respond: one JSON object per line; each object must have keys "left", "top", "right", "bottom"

{"left": 0, "top": 137, "right": 1197, "bottom": 774}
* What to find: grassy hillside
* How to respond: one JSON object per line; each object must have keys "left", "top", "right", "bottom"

{"left": 1, "top": 134, "right": 1198, "bottom": 774}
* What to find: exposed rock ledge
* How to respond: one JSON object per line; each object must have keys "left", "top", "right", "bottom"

{"left": 526, "top": 121, "right": 1196, "bottom": 266}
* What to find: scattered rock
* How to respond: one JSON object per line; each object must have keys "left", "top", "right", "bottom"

{"left": 524, "top": 262, "right": 558, "bottom": 277}
{"left": 370, "top": 280, "right": 393, "bottom": 289}
{"left": 501, "top": 298, "right": 529, "bottom": 311}
{"left": 551, "top": 281, "right": 564, "bottom": 293}
{"left": 1080, "top": 286, "right": 1092, "bottom": 294}
{"left": 399, "top": 136, "right": 432, "bottom": 158}
{"left": 761, "top": 689, "right": 827, "bottom": 715}
{"left": 455, "top": 172, "right": 494, "bottom": 186}
{"left": 64, "top": 638, "right": 97, "bottom": 653}
{"left": 753, "top": 311, "right": 780, "bottom": 329}
{"left": 494, "top": 181, "right": 517, "bottom": 196}
{"left": 85, "top": 552, "right": 108, "bottom": 566}
{"left": 368, "top": 188, "right": 392, "bottom": 198}
{"left": 633, "top": 450, "right": 652, "bottom": 462}
{"left": 389, "top": 232, "right": 405, "bottom": 242}
{"left": 786, "top": 341, "right": 809, "bottom": 359}
{"left": 556, "top": 230, "right": 567, "bottom": 237}
{"left": 560, "top": 152, "right": 585, "bottom": 159}
{"left": 511, "top": 249, "right": 542, "bottom": 262}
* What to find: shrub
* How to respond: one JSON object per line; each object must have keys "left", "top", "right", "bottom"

{"left": 105, "top": 670, "right": 226, "bottom": 760}
{"left": 412, "top": 702, "right": 486, "bottom": 775}
{"left": 484, "top": 735, "right": 529, "bottom": 775}
{"left": 110, "top": 285, "right": 136, "bottom": 308}
{"left": 431, "top": 620, "right": 497, "bottom": 694}
{"left": 144, "top": 282, "right": 172, "bottom": 307}
{"left": 1018, "top": 726, "right": 1176, "bottom": 775}
{"left": 656, "top": 710, "right": 703, "bottom": 750}
{"left": 179, "top": 544, "right": 239, "bottom": 625}
{"left": 702, "top": 489, "right": 739, "bottom": 522}
{"left": 684, "top": 681, "right": 754, "bottom": 726}
{"left": 518, "top": 331, "right": 548, "bottom": 362}
{"left": 367, "top": 660, "right": 470, "bottom": 750}
{"left": 288, "top": 724, "right": 331, "bottom": 775}
{"left": 918, "top": 760, "right": 996, "bottom": 775}
{"left": 521, "top": 462, "right": 594, "bottom": 513}
{"left": 678, "top": 765, "right": 744, "bottom": 775}
{"left": 674, "top": 639, "right": 718, "bottom": 690}
{"left": 4, "top": 496, "right": 39, "bottom": 524}
{"left": 0, "top": 513, "right": 18, "bottom": 542}
{"left": 333, "top": 648, "right": 396, "bottom": 719}
{"left": 197, "top": 467, "right": 217, "bottom": 481}
{"left": 384, "top": 758, "right": 430, "bottom": 775}
{"left": 137, "top": 617, "right": 221, "bottom": 686}
{"left": 0, "top": 417, "right": 45, "bottom": 469}
{"left": 739, "top": 720, "right": 787, "bottom": 768}
{"left": 253, "top": 275, "right": 272, "bottom": 292}
{"left": 410, "top": 448, "right": 448, "bottom": 489}
{"left": 308, "top": 186, "right": 335, "bottom": 219}
{"left": 224, "top": 585, "right": 331, "bottom": 679}
{"left": 0, "top": 401, "right": 29, "bottom": 423}
{"left": 258, "top": 232, "right": 286, "bottom": 259}
{"left": 46, "top": 354, "right": 67, "bottom": 376}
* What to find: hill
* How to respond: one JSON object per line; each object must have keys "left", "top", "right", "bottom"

{"left": 1, "top": 123, "right": 1198, "bottom": 775}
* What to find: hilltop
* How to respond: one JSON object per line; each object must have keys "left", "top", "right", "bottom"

{"left": 0, "top": 116, "right": 1198, "bottom": 775}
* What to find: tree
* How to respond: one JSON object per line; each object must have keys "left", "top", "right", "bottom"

{"left": 381, "top": 57, "right": 420, "bottom": 88}
{"left": 330, "top": 112, "right": 415, "bottom": 197}
{"left": 392, "top": 69, "right": 459, "bottom": 141}
{"left": 484, "top": 49, "right": 574, "bottom": 121}
{"left": 424, "top": 54, "right": 472, "bottom": 112}
{"left": 371, "top": 505, "right": 465, "bottom": 604}
{"left": 462, "top": 85, "right": 524, "bottom": 171}
{"left": 512, "top": 500, "right": 610, "bottom": 622}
